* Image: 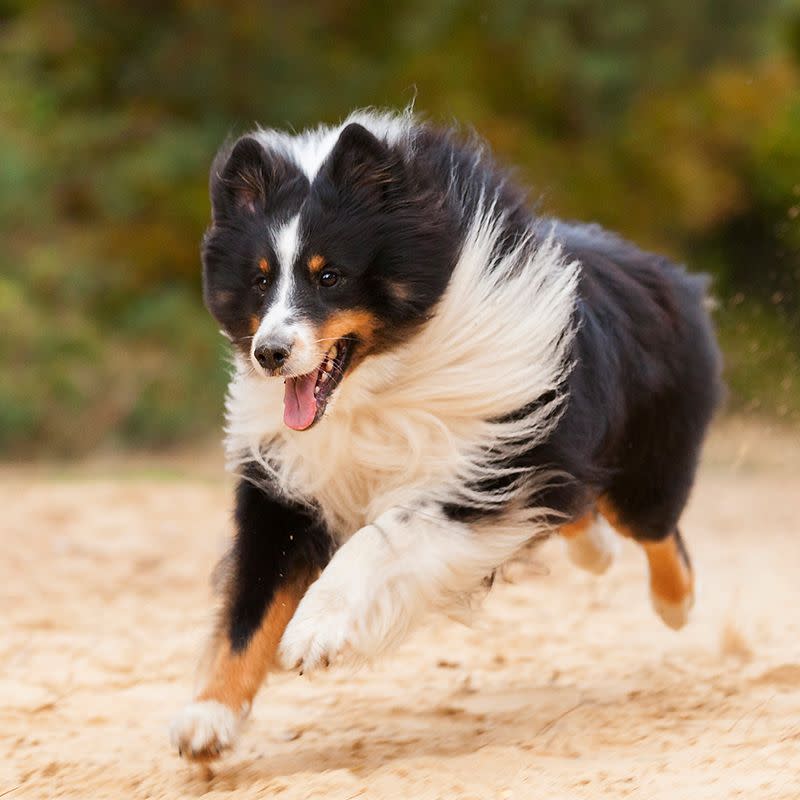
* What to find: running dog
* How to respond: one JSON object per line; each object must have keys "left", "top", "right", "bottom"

{"left": 170, "top": 109, "right": 722, "bottom": 760}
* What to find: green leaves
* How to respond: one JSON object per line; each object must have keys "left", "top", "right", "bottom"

{"left": 1, "top": 0, "right": 798, "bottom": 454}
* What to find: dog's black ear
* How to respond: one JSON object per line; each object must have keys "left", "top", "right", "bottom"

{"left": 210, "top": 137, "right": 277, "bottom": 221}
{"left": 327, "top": 123, "right": 403, "bottom": 203}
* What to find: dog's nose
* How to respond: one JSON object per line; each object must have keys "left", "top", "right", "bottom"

{"left": 254, "top": 342, "right": 292, "bottom": 372}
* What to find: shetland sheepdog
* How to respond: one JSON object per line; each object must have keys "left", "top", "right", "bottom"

{"left": 170, "top": 109, "right": 721, "bottom": 761}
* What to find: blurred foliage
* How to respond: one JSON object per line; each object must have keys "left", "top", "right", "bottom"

{"left": 0, "top": 0, "right": 798, "bottom": 456}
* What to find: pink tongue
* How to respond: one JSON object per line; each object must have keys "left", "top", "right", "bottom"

{"left": 283, "top": 373, "right": 318, "bottom": 430}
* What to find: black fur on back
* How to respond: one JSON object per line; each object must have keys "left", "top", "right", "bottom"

{"left": 444, "top": 219, "right": 723, "bottom": 539}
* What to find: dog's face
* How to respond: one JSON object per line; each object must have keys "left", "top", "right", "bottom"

{"left": 203, "top": 123, "right": 458, "bottom": 430}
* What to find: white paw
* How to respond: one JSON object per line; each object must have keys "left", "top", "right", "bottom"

{"left": 169, "top": 700, "right": 245, "bottom": 761}
{"left": 651, "top": 589, "right": 695, "bottom": 630}
{"left": 565, "top": 516, "right": 619, "bottom": 575}
{"left": 279, "top": 579, "right": 363, "bottom": 673}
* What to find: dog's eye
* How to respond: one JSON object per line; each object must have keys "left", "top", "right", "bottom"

{"left": 319, "top": 270, "right": 340, "bottom": 288}
{"left": 255, "top": 276, "right": 269, "bottom": 293}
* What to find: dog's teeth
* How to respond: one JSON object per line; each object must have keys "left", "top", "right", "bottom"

{"left": 324, "top": 360, "right": 333, "bottom": 373}
{"left": 320, "top": 372, "right": 329, "bottom": 384}
{"left": 330, "top": 344, "right": 338, "bottom": 360}
{"left": 314, "top": 385, "right": 320, "bottom": 395}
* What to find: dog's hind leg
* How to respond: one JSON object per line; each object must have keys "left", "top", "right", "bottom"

{"left": 598, "top": 498, "right": 694, "bottom": 630}
{"left": 641, "top": 529, "right": 694, "bottom": 630}
{"left": 560, "top": 508, "right": 620, "bottom": 575}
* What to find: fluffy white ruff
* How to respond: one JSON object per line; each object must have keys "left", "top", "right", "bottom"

{"left": 564, "top": 516, "right": 620, "bottom": 575}
{"left": 278, "top": 505, "right": 539, "bottom": 672}
{"left": 169, "top": 700, "right": 246, "bottom": 761}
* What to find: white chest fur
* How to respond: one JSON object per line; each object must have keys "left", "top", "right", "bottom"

{"left": 225, "top": 360, "right": 492, "bottom": 537}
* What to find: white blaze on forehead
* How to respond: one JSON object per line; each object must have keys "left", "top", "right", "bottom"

{"left": 274, "top": 214, "right": 302, "bottom": 276}
{"left": 267, "top": 213, "right": 301, "bottom": 326}
{"left": 251, "top": 213, "right": 318, "bottom": 376}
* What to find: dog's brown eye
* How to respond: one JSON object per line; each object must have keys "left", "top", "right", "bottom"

{"left": 255, "top": 276, "right": 269, "bottom": 293}
{"left": 319, "top": 270, "right": 339, "bottom": 288}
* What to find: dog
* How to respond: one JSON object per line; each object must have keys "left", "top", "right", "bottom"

{"left": 170, "top": 109, "right": 722, "bottom": 761}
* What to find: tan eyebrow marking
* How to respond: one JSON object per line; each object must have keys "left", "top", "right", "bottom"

{"left": 249, "top": 315, "right": 260, "bottom": 335}
{"left": 258, "top": 258, "right": 270, "bottom": 273}
{"left": 308, "top": 254, "right": 326, "bottom": 275}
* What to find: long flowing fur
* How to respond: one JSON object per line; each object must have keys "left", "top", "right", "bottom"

{"left": 225, "top": 110, "right": 580, "bottom": 542}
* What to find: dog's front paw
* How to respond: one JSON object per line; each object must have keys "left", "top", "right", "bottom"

{"left": 169, "top": 700, "right": 245, "bottom": 761}
{"left": 279, "top": 579, "right": 365, "bottom": 673}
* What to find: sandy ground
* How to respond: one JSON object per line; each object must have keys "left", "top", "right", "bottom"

{"left": 2, "top": 419, "right": 799, "bottom": 800}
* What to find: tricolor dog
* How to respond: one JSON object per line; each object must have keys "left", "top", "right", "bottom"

{"left": 170, "top": 109, "right": 722, "bottom": 760}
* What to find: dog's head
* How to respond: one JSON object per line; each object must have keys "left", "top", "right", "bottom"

{"left": 203, "top": 122, "right": 458, "bottom": 430}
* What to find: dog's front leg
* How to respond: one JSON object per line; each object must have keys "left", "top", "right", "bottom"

{"left": 279, "top": 501, "right": 528, "bottom": 673}
{"left": 170, "top": 468, "right": 331, "bottom": 761}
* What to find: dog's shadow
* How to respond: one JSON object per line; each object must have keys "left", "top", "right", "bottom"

{"left": 189, "top": 663, "right": 712, "bottom": 793}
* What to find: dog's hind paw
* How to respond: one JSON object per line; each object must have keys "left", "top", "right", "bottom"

{"left": 651, "top": 589, "right": 694, "bottom": 630}
{"left": 565, "top": 515, "right": 619, "bottom": 575}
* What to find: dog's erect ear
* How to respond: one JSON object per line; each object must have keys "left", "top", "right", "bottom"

{"left": 327, "top": 123, "right": 403, "bottom": 203}
{"left": 210, "top": 137, "right": 281, "bottom": 221}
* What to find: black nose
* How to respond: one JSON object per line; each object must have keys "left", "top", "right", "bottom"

{"left": 254, "top": 343, "right": 291, "bottom": 372}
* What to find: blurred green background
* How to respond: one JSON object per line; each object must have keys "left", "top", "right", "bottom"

{"left": 1, "top": 0, "right": 799, "bottom": 458}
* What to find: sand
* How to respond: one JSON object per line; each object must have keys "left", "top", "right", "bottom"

{"left": 2, "top": 419, "right": 799, "bottom": 799}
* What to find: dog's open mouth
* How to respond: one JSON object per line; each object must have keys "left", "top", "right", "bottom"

{"left": 283, "top": 338, "right": 353, "bottom": 431}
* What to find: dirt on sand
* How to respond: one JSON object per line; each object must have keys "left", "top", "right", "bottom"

{"left": 2, "top": 419, "right": 799, "bottom": 799}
